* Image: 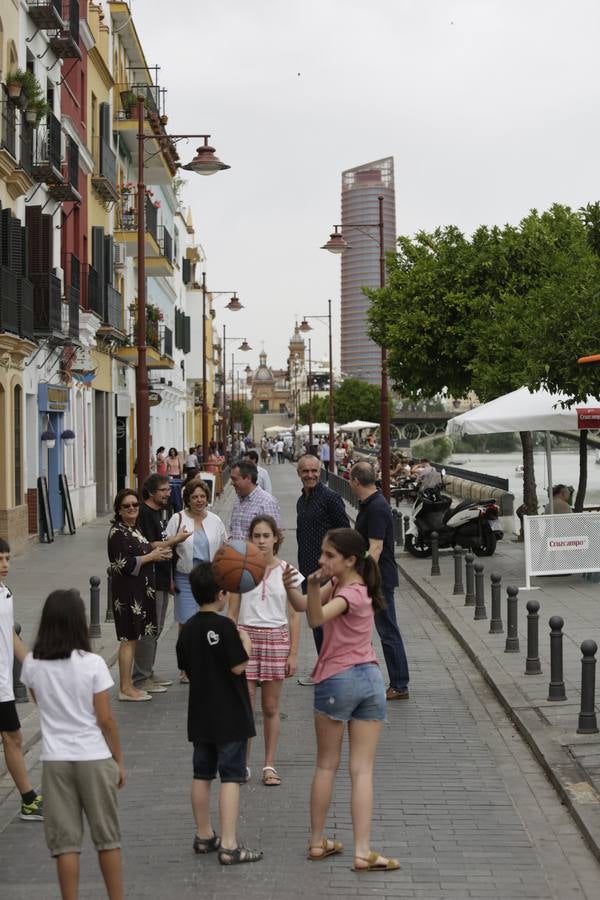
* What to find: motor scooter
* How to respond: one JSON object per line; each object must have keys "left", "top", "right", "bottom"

{"left": 404, "top": 488, "right": 502, "bottom": 558}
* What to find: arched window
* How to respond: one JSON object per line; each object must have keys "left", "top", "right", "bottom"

{"left": 13, "top": 385, "right": 22, "bottom": 506}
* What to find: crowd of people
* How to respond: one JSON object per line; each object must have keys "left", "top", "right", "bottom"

{"left": 0, "top": 448, "right": 409, "bottom": 896}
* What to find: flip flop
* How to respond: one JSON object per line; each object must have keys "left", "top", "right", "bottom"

{"left": 118, "top": 691, "right": 151, "bottom": 702}
{"left": 307, "top": 838, "right": 343, "bottom": 860}
{"left": 352, "top": 851, "right": 401, "bottom": 872}
{"left": 262, "top": 766, "right": 281, "bottom": 786}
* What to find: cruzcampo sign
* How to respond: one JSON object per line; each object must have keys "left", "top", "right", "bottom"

{"left": 577, "top": 408, "right": 600, "bottom": 429}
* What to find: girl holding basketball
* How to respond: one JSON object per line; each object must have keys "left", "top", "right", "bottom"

{"left": 228, "top": 515, "right": 302, "bottom": 786}
{"left": 284, "top": 528, "right": 400, "bottom": 873}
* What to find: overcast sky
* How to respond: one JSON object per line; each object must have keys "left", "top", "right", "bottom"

{"left": 130, "top": 0, "right": 600, "bottom": 371}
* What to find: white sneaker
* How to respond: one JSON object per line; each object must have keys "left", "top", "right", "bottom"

{"left": 136, "top": 679, "right": 167, "bottom": 694}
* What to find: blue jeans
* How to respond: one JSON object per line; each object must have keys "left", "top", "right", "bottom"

{"left": 375, "top": 586, "right": 410, "bottom": 692}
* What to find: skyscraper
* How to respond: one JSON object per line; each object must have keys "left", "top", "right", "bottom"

{"left": 340, "top": 157, "right": 396, "bottom": 384}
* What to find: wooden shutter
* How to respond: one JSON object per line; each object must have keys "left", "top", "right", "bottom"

{"left": 99, "top": 102, "right": 110, "bottom": 140}
{"left": 104, "top": 235, "right": 114, "bottom": 286}
{"left": 26, "top": 206, "right": 53, "bottom": 274}
{"left": 91, "top": 225, "right": 105, "bottom": 296}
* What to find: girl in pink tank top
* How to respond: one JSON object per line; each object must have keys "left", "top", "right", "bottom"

{"left": 285, "top": 528, "right": 400, "bottom": 873}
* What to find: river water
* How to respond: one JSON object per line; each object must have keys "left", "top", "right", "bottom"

{"left": 448, "top": 450, "right": 600, "bottom": 509}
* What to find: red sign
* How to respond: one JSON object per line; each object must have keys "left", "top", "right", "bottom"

{"left": 577, "top": 408, "right": 600, "bottom": 430}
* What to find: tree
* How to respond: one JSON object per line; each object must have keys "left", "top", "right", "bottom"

{"left": 367, "top": 204, "right": 600, "bottom": 513}
{"left": 299, "top": 396, "right": 329, "bottom": 425}
{"left": 230, "top": 400, "right": 252, "bottom": 435}
{"left": 333, "top": 378, "right": 382, "bottom": 424}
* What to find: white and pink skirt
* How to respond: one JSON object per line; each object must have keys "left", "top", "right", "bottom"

{"left": 239, "top": 624, "right": 290, "bottom": 681}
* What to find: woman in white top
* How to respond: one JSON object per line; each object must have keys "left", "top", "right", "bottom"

{"left": 21, "top": 589, "right": 125, "bottom": 899}
{"left": 165, "top": 477, "right": 227, "bottom": 681}
{"left": 229, "top": 515, "right": 302, "bottom": 786}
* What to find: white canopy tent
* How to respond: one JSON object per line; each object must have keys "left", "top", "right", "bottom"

{"left": 446, "top": 387, "right": 600, "bottom": 513}
{"left": 339, "top": 420, "right": 379, "bottom": 432}
{"left": 296, "top": 422, "right": 335, "bottom": 436}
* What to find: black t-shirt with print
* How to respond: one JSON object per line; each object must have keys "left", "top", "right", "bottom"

{"left": 137, "top": 503, "right": 170, "bottom": 591}
{"left": 176, "top": 611, "right": 255, "bottom": 744}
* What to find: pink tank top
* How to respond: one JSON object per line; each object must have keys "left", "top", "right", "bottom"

{"left": 311, "top": 581, "right": 378, "bottom": 683}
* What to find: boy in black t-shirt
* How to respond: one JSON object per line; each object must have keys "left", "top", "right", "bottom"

{"left": 176, "top": 563, "right": 262, "bottom": 866}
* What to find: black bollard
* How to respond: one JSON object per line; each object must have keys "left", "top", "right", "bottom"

{"left": 13, "top": 623, "right": 28, "bottom": 704}
{"left": 452, "top": 547, "right": 464, "bottom": 595}
{"left": 430, "top": 532, "right": 441, "bottom": 576}
{"left": 577, "top": 640, "right": 599, "bottom": 734}
{"left": 489, "top": 573, "right": 503, "bottom": 634}
{"left": 504, "top": 585, "right": 520, "bottom": 653}
{"left": 89, "top": 576, "right": 101, "bottom": 639}
{"left": 105, "top": 567, "right": 114, "bottom": 623}
{"left": 474, "top": 562, "right": 487, "bottom": 620}
{"left": 464, "top": 553, "right": 475, "bottom": 606}
{"left": 403, "top": 515, "right": 410, "bottom": 548}
{"left": 547, "top": 616, "right": 567, "bottom": 701}
{"left": 391, "top": 509, "right": 401, "bottom": 546}
{"left": 525, "top": 599, "right": 542, "bottom": 675}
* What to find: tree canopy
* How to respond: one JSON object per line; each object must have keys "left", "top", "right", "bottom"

{"left": 298, "top": 378, "right": 384, "bottom": 426}
{"left": 230, "top": 400, "right": 253, "bottom": 434}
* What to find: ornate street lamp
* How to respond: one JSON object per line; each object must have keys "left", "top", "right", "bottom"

{"left": 299, "top": 300, "right": 335, "bottom": 475}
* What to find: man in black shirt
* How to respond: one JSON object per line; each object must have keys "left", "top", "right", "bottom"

{"left": 176, "top": 563, "right": 262, "bottom": 865}
{"left": 296, "top": 455, "right": 349, "bottom": 661}
{"left": 133, "top": 474, "right": 191, "bottom": 693}
{"left": 351, "top": 461, "right": 410, "bottom": 700}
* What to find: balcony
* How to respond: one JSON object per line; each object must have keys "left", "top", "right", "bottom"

{"left": 16, "top": 277, "right": 34, "bottom": 342}
{"left": 49, "top": 0, "right": 82, "bottom": 60}
{"left": 91, "top": 136, "right": 118, "bottom": 201}
{"left": 27, "top": 111, "right": 63, "bottom": 185}
{"left": 27, "top": 0, "right": 65, "bottom": 29}
{"left": 48, "top": 134, "right": 80, "bottom": 202}
{"left": 32, "top": 272, "right": 62, "bottom": 335}
{"left": 86, "top": 263, "right": 102, "bottom": 318}
{"left": 63, "top": 254, "right": 79, "bottom": 340}
{"left": 104, "top": 284, "right": 124, "bottom": 332}
{"left": 113, "top": 81, "right": 176, "bottom": 184}
{"left": 146, "top": 226, "right": 174, "bottom": 278}
{"left": 113, "top": 317, "right": 173, "bottom": 369}
{"left": 0, "top": 92, "right": 34, "bottom": 199}
{"left": 114, "top": 194, "right": 161, "bottom": 259}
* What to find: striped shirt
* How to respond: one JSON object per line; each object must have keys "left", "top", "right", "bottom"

{"left": 230, "top": 485, "right": 282, "bottom": 540}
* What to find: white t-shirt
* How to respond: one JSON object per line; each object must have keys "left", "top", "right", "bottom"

{"left": 21, "top": 651, "right": 114, "bottom": 761}
{"left": 239, "top": 560, "right": 302, "bottom": 628}
{"left": 0, "top": 583, "right": 15, "bottom": 702}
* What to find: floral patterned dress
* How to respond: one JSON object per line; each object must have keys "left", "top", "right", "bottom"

{"left": 108, "top": 521, "right": 158, "bottom": 642}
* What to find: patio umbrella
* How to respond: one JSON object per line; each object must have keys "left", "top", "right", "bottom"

{"left": 339, "top": 420, "right": 379, "bottom": 432}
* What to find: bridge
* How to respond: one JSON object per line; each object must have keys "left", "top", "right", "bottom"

{"left": 391, "top": 410, "right": 458, "bottom": 441}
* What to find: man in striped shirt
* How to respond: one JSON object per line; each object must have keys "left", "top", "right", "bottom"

{"left": 229, "top": 460, "right": 282, "bottom": 540}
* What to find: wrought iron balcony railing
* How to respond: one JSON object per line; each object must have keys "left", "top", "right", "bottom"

{"left": 32, "top": 272, "right": 62, "bottom": 334}
{"left": 91, "top": 135, "right": 118, "bottom": 201}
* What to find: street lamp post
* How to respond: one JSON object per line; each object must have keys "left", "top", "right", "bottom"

{"left": 133, "top": 98, "right": 229, "bottom": 489}
{"left": 200, "top": 272, "right": 242, "bottom": 464}
{"left": 322, "top": 195, "right": 390, "bottom": 499}
{"left": 307, "top": 338, "right": 313, "bottom": 451}
{"left": 299, "top": 299, "right": 335, "bottom": 474}
{"left": 221, "top": 331, "right": 251, "bottom": 458}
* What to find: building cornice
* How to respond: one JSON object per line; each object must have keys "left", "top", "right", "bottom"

{"left": 89, "top": 45, "right": 115, "bottom": 91}
{"left": 61, "top": 116, "right": 94, "bottom": 174}
{"left": 79, "top": 19, "right": 95, "bottom": 52}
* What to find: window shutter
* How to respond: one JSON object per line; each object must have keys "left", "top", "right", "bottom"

{"left": 92, "top": 225, "right": 105, "bottom": 296}
{"left": 183, "top": 315, "right": 191, "bottom": 353}
{"left": 104, "top": 235, "right": 114, "bottom": 285}
{"left": 26, "top": 206, "right": 53, "bottom": 274}
{"left": 99, "top": 101, "right": 110, "bottom": 140}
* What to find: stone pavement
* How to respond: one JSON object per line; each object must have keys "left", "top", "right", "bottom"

{"left": 1, "top": 463, "right": 599, "bottom": 898}
{"left": 398, "top": 528, "right": 600, "bottom": 864}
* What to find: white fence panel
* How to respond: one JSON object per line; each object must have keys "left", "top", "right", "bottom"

{"left": 523, "top": 513, "right": 600, "bottom": 588}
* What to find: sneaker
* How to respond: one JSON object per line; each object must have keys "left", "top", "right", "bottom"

{"left": 386, "top": 687, "right": 409, "bottom": 701}
{"left": 136, "top": 679, "right": 167, "bottom": 694}
{"left": 297, "top": 675, "right": 315, "bottom": 686}
{"left": 153, "top": 678, "right": 173, "bottom": 687}
{"left": 20, "top": 794, "right": 44, "bottom": 821}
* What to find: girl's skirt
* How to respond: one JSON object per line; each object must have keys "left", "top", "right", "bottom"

{"left": 239, "top": 625, "right": 290, "bottom": 681}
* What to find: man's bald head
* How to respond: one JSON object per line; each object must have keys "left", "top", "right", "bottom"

{"left": 350, "top": 461, "right": 377, "bottom": 486}
{"left": 297, "top": 454, "right": 321, "bottom": 492}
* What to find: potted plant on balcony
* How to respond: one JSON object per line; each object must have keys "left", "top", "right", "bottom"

{"left": 6, "top": 69, "right": 27, "bottom": 100}
{"left": 60, "top": 429, "right": 76, "bottom": 446}
{"left": 25, "top": 97, "right": 50, "bottom": 126}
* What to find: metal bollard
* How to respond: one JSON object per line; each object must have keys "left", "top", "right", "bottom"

{"left": 89, "top": 576, "right": 101, "bottom": 639}
{"left": 105, "top": 566, "right": 114, "bottom": 623}
{"left": 504, "top": 586, "right": 520, "bottom": 653}
{"left": 452, "top": 547, "right": 464, "bottom": 595}
{"left": 13, "top": 623, "right": 28, "bottom": 704}
{"left": 391, "top": 509, "right": 402, "bottom": 546}
{"left": 430, "top": 532, "right": 441, "bottom": 576}
{"left": 489, "top": 573, "right": 503, "bottom": 634}
{"left": 577, "top": 640, "right": 599, "bottom": 734}
{"left": 548, "top": 616, "right": 567, "bottom": 701}
{"left": 525, "top": 599, "right": 542, "bottom": 674}
{"left": 474, "top": 562, "right": 487, "bottom": 620}
{"left": 464, "top": 553, "right": 475, "bottom": 606}
{"left": 403, "top": 515, "right": 410, "bottom": 548}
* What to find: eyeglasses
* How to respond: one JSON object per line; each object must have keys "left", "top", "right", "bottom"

{"left": 120, "top": 502, "right": 139, "bottom": 510}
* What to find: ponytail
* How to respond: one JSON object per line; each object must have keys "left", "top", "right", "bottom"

{"left": 324, "top": 528, "right": 384, "bottom": 612}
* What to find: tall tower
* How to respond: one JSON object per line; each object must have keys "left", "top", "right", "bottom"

{"left": 340, "top": 157, "right": 396, "bottom": 384}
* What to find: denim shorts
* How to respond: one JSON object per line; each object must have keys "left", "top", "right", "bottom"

{"left": 193, "top": 740, "right": 247, "bottom": 783}
{"left": 314, "top": 663, "right": 387, "bottom": 722}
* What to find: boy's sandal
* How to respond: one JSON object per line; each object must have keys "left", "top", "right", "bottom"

{"left": 179, "top": 673, "right": 189, "bottom": 684}
{"left": 352, "top": 852, "right": 401, "bottom": 872}
{"left": 261, "top": 766, "right": 281, "bottom": 786}
{"left": 307, "top": 838, "right": 344, "bottom": 860}
{"left": 218, "top": 845, "right": 263, "bottom": 866}
{"left": 193, "top": 831, "right": 220, "bottom": 854}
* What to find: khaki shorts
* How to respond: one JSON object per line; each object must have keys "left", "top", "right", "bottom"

{"left": 42, "top": 758, "right": 121, "bottom": 857}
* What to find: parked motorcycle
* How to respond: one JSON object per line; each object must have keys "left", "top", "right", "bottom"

{"left": 405, "top": 488, "right": 502, "bottom": 558}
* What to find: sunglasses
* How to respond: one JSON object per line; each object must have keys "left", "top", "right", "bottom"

{"left": 120, "top": 502, "right": 139, "bottom": 510}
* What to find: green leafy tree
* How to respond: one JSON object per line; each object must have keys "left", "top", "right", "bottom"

{"left": 333, "top": 378, "right": 382, "bottom": 424}
{"left": 299, "top": 396, "right": 329, "bottom": 425}
{"left": 230, "top": 400, "right": 253, "bottom": 434}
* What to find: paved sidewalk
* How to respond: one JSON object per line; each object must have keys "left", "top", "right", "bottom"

{"left": 399, "top": 532, "right": 600, "bottom": 863}
{"left": 1, "top": 464, "right": 600, "bottom": 897}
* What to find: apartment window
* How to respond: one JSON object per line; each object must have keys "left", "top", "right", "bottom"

{"left": 13, "top": 385, "right": 22, "bottom": 506}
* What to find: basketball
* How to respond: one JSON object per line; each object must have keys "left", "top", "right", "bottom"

{"left": 212, "top": 540, "right": 267, "bottom": 594}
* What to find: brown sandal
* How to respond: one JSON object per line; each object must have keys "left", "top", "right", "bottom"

{"left": 262, "top": 766, "right": 281, "bottom": 786}
{"left": 307, "top": 838, "right": 343, "bottom": 860}
{"left": 352, "top": 851, "right": 401, "bottom": 872}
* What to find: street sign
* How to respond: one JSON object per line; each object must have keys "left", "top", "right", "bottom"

{"left": 577, "top": 408, "right": 600, "bottom": 429}
{"left": 148, "top": 391, "right": 162, "bottom": 407}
